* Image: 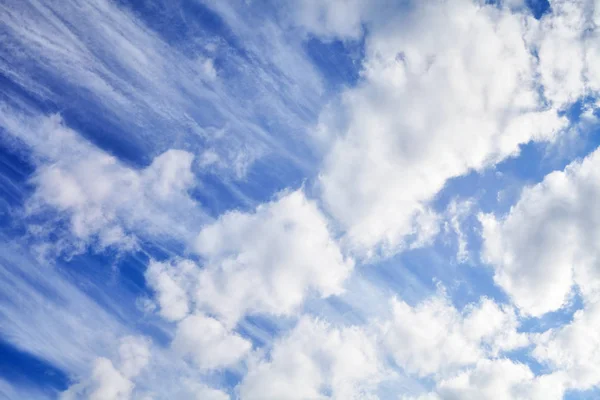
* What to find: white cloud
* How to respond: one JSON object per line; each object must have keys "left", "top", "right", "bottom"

{"left": 62, "top": 336, "right": 150, "bottom": 400}
{"left": 145, "top": 259, "right": 198, "bottom": 322}
{"left": 530, "top": 0, "right": 600, "bottom": 108}
{"left": 433, "top": 359, "right": 566, "bottom": 400}
{"left": 532, "top": 300, "right": 600, "bottom": 390}
{"left": 184, "top": 382, "right": 230, "bottom": 400}
{"left": 481, "top": 147, "right": 600, "bottom": 316}
{"left": 291, "top": 0, "right": 366, "bottom": 40}
{"left": 146, "top": 190, "right": 352, "bottom": 326}
{"left": 317, "top": 0, "right": 567, "bottom": 257}
{"left": 444, "top": 199, "right": 474, "bottom": 263}
{"left": 193, "top": 189, "right": 353, "bottom": 325}
{"left": 238, "top": 316, "right": 382, "bottom": 400}
{"left": 172, "top": 314, "right": 251, "bottom": 371}
{"left": 0, "top": 109, "right": 204, "bottom": 256}
{"left": 62, "top": 358, "right": 134, "bottom": 400}
{"left": 381, "top": 294, "right": 527, "bottom": 377}
{"left": 118, "top": 336, "right": 152, "bottom": 379}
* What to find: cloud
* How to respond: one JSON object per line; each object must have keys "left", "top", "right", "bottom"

{"left": 381, "top": 294, "right": 527, "bottom": 377}
{"left": 532, "top": 300, "right": 600, "bottom": 390}
{"left": 172, "top": 314, "right": 251, "bottom": 371}
{"left": 290, "top": 0, "right": 367, "bottom": 40}
{"left": 0, "top": 242, "right": 130, "bottom": 375}
{"left": 62, "top": 358, "right": 134, "bottom": 400}
{"left": 180, "top": 382, "right": 230, "bottom": 400}
{"left": 530, "top": 0, "right": 600, "bottom": 108}
{"left": 0, "top": 108, "right": 204, "bottom": 256}
{"left": 316, "top": 0, "right": 567, "bottom": 257}
{"left": 118, "top": 336, "right": 152, "bottom": 379}
{"left": 146, "top": 189, "right": 352, "bottom": 325}
{"left": 432, "top": 359, "right": 566, "bottom": 400}
{"left": 238, "top": 316, "right": 383, "bottom": 400}
{"left": 1, "top": 0, "right": 323, "bottom": 179}
{"left": 145, "top": 259, "right": 198, "bottom": 322}
{"left": 192, "top": 189, "right": 353, "bottom": 325}
{"left": 480, "top": 146, "right": 600, "bottom": 316}
{"left": 444, "top": 199, "right": 474, "bottom": 263}
{"left": 61, "top": 336, "right": 150, "bottom": 400}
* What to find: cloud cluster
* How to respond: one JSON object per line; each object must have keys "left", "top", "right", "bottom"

{"left": 481, "top": 147, "right": 600, "bottom": 315}
{"left": 0, "top": 108, "right": 204, "bottom": 256}
{"left": 532, "top": 300, "right": 600, "bottom": 390}
{"left": 172, "top": 314, "right": 251, "bottom": 371}
{"left": 414, "top": 359, "right": 566, "bottom": 400}
{"left": 147, "top": 189, "right": 353, "bottom": 327}
{"left": 61, "top": 336, "right": 150, "bottom": 400}
{"left": 239, "top": 317, "right": 382, "bottom": 400}
{"left": 316, "top": 0, "right": 567, "bottom": 256}
{"left": 382, "top": 296, "right": 527, "bottom": 377}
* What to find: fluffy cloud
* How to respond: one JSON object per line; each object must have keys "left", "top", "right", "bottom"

{"left": 172, "top": 314, "right": 251, "bottom": 371}
{"left": 62, "top": 336, "right": 150, "bottom": 400}
{"left": 532, "top": 300, "right": 600, "bottom": 390}
{"left": 146, "top": 190, "right": 352, "bottom": 326}
{"left": 238, "top": 317, "right": 382, "bottom": 400}
{"left": 118, "top": 336, "right": 152, "bottom": 379}
{"left": 481, "top": 147, "right": 600, "bottom": 316}
{"left": 145, "top": 259, "right": 198, "bottom": 322}
{"left": 0, "top": 110, "right": 203, "bottom": 256}
{"left": 381, "top": 294, "right": 527, "bottom": 377}
{"left": 432, "top": 359, "right": 566, "bottom": 400}
{"left": 193, "top": 189, "right": 353, "bottom": 325}
{"left": 530, "top": 0, "right": 600, "bottom": 108}
{"left": 317, "top": 0, "right": 567, "bottom": 256}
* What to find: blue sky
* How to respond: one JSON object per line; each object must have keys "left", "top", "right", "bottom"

{"left": 2, "top": 0, "right": 600, "bottom": 399}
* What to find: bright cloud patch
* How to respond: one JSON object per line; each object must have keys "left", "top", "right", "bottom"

{"left": 193, "top": 189, "right": 354, "bottom": 325}
{"left": 62, "top": 336, "right": 150, "bottom": 400}
{"left": 431, "top": 359, "right": 566, "bottom": 400}
{"left": 172, "top": 314, "right": 251, "bottom": 371}
{"left": 382, "top": 295, "right": 527, "bottom": 377}
{"left": 1, "top": 110, "right": 203, "bottom": 257}
{"left": 481, "top": 147, "right": 600, "bottom": 316}
{"left": 317, "top": 0, "right": 567, "bottom": 256}
{"left": 239, "top": 317, "right": 382, "bottom": 400}
{"left": 532, "top": 300, "right": 600, "bottom": 390}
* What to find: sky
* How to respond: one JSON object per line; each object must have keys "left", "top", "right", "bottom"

{"left": 2, "top": 0, "right": 600, "bottom": 399}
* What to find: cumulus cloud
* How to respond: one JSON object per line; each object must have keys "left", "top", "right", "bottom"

{"left": 145, "top": 259, "right": 198, "bottom": 322}
{"left": 317, "top": 0, "right": 567, "bottom": 256}
{"left": 532, "top": 300, "right": 600, "bottom": 390}
{"left": 431, "top": 359, "right": 566, "bottom": 400}
{"left": 118, "top": 336, "right": 152, "bottom": 379}
{"left": 381, "top": 294, "right": 528, "bottom": 377}
{"left": 0, "top": 109, "right": 204, "bottom": 256}
{"left": 192, "top": 189, "right": 353, "bottom": 325}
{"left": 146, "top": 189, "right": 352, "bottom": 325}
{"left": 481, "top": 147, "right": 600, "bottom": 316}
{"left": 238, "top": 316, "right": 383, "bottom": 400}
{"left": 62, "top": 336, "right": 150, "bottom": 400}
{"left": 529, "top": 0, "right": 600, "bottom": 108}
{"left": 172, "top": 314, "right": 251, "bottom": 371}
